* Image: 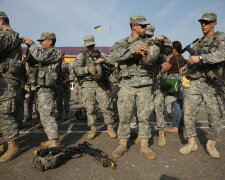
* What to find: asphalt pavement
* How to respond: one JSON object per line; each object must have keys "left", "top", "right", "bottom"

{"left": 0, "top": 91, "right": 224, "bottom": 180}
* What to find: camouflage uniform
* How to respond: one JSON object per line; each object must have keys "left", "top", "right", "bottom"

{"left": 111, "top": 36, "right": 161, "bottom": 139}
{"left": 184, "top": 33, "right": 225, "bottom": 141}
{"left": 71, "top": 36, "right": 113, "bottom": 127}
{"left": 27, "top": 32, "right": 62, "bottom": 140}
{"left": 0, "top": 28, "right": 22, "bottom": 141}
{"left": 25, "top": 63, "right": 38, "bottom": 118}
{"left": 109, "top": 67, "right": 120, "bottom": 120}
{"left": 56, "top": 61, "right": 71, "bottom": 114}
{"left": 74, "top": 78, "right": 82, "bottom": 103}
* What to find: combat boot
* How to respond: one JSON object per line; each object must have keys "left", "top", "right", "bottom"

{"left": 107, "top": 125, "right": 117, "bottom": 139}
{"left": 158, "top": 130, "right": 166, "bottom": 148}
{"left": 56, "top": 111, "right": 63, "bottom": 121}
{"left": 112, "top": 139, "right": 127, "bottom": 158}
{"left": 206, "top": 140, "right": 220, "bottom": 159}
{"left": 134, "top": 137, "right": 141, "bottom": 144}
{"left": 0, "top": 143, "right": 7, "bottom": 153}
{"left": 41, "top": 139, "right": 60, "bottom": 148}
{"left": 87, "top": 125, "right": 97, "bottom": 140}
{"left": 24, "top": 113, "right": 32, "bottom": 122}
{"left": 0, "top": 141, "right": 20, "bottom": 162}
{"left": 179, "top": 137, "right": 198, "bottom": 155}
{"left": 64, "top": 112, "right": 69, "bottom": 121}
{"left": 140, "top": 139, "right": 156, "bottom": 160}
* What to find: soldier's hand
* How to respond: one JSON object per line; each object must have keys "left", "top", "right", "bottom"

{"left": 136, "top": 45, "right": 148, "bottom": 56}
{"left": 155, "top": 35, "right": 164, "bottom": 42}
{"left": 187, "top": 56, "right": 200, "bottom": 65}
{"left": 96, "top": 58, "right": 105, "bottom": 63}
{"left": 22, "top": 38, "right": 34, "bottom": 46}
{"left": 180, "top": 66, "right": 187, "bottom": 75}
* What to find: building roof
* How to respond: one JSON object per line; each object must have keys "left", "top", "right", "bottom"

{"left": 22, "top": 46, "right": 111, "bottom": 56}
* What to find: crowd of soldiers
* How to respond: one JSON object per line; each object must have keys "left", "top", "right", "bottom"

{"left": 0, "top": 10, "right": 224, "bottom": 163}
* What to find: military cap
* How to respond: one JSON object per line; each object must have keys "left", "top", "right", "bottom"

{"left": 37, "top": 32, "right": 56, "bottom": 41}
{"left": 130, "top": 15, "right": 149, "bottom": 25}
{"left": 198, "top": 12, "right": 217, "bottom": 22}
{"left": 0, "top": 11, "right": 8, "bottom": 19}
{"left": 83, "top": 35, "right": 95, "bottom": 46}
{"left": 146, "top": 24, "right": 155, "bottom": 36}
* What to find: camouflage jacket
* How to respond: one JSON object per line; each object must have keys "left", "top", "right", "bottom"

{"left": 28, "top": 44, "right": 63, "bottom": 88}
{"left": 72, "top": 50, "right": 110, "bottom": 88}
{"left": 110, "top": 35, "right": 160, "bottom": 87}
{"left": 186, "top": 31, "right": 225, "bottom": 80}
{"left": 0, "top": 29, "right": 23, "bottom": 81}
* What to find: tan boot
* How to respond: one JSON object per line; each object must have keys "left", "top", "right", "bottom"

{"left": 112, "top": 139, "right": 127, "bottom": 158}
{"left": 64, "top": 112, "right": 69, "bottom": 121}
{"left": 140, "top": 139, "right": 156, "bottom": 160}
{"left": 40, "top": 139, "right": 60, "bottom": 148}
{"left": 158, "top": 130, "right": 166, "bottom": 148}
{"left": 87, "top": 125, "right": 97, "bottom": 140}
{"left": 107, "top": 125, "right": 117, "bottom": 139}
{"left": 0, "top": 143, "right": 7, "bottom": 153}
{"left": 166, "top": 127, "right": 178, "bottom": 134}
{"left": 206, "top": 140, "right": 220, "bottom": 159}
{"left": 179, "top": 137, "right": 198, "bottom": 155}
{"left": 134, "top": 137, "right": 141, "bottom": 144}
{"left": 56, "top": 111, "right": 63, "bottom": 121}
{"left": 0, "top": 141, "right": 20, "bottom": 162}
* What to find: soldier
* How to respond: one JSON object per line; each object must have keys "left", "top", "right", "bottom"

{"left": 135, "top": 24, "right": 173, "bottom": 148}
{"left": 56, "top": 51, "right": 71, "bottom": 121}
{"left": 73, "top": 75, "right": 82, "bottom": 104}
{"left": 24, "top": 62, "right": 40, "bottom": 122}
{"left": 71, "top": 35, "right": 116, "bottom": 140}
{"left": 179, "top": 12, "right": 225, "bottom": 159}
{"left": 0, "top": 11, "right": 22, "bottom": 162}
{"left": 23, "top": 32, "right": 63, "bottom": 147}
{"left": 111, "top": 15, "right": 161, "bottom": 160}
{"left": 109, "top": 62, "right": 120, "bottom": 122}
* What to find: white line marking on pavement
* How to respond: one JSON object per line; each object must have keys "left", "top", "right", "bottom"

{"left": 25, "top": 126, "right": 36, "bottom": 133}
{"left": 67, "top": 124, "right": 74, "bottom": 133}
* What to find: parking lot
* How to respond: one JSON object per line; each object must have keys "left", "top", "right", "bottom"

{"left": 0, "top": 91, "right": 225, "bottom": 180}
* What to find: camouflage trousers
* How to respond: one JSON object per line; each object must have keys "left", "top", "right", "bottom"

{"left": 27, "top": 88, "right": 38, "bottom": 115}
{"left": 37, "top": 88, "right": 59, "bottom": 140}
{"left": 183, "top": 79, "right": 222, "bottom": 141}
{"left": 0, "top": 78, "right": 19, "bottom": 141}
{"left": 152, "top": 81, "right": 165, "bottom": 130}
{"left": 56, "top": 85, "right": 71, "bottom": 113}
{"left": 117, "top": 85, "right": 154, "bottom": 139}
{"left": 74, "top": 82, "right": 82, "bottom": 103}
{"left": 111, "top": 84, "right": 119, "bottom": 114}
{"left": 82, "top": 85, "right": 113, "bottom": 126}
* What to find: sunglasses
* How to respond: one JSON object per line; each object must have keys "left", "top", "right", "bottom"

{"left": 137, "top": 24, "right": 147, "bottom": 28}
{"left": 200, "top": 21, "right": 213, "bottom": 25}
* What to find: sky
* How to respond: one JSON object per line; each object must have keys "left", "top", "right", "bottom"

{"left": 2, "top": 0, "right": 225, "bottom": 57}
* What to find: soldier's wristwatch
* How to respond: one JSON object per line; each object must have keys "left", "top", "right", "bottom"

{"left": 199, "top": 56, "right": 202, "bottom": 61}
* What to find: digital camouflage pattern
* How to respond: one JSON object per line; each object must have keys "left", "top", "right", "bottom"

{"left": 71, "top": 50, "right": 113, "bottom": 126}
{"left": 184, "top": 32, "right": 225, "bottom": 141}
{"left": 0, "top": 29, "right": 22, "bottom": 141}
{"left": 152, "top": 80, "right": 165, "bottom": 130}
{"left": 111, "top": 36, "right": 160, "bottom": 139}
{"left": 37, "top": 88, "right": 59, "bottom": 139}
{"left": 28, "top": 43, "right": 63, "bottom": 140}
{"left": 57, "top": 62, "right": 71, "bottom": 113}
